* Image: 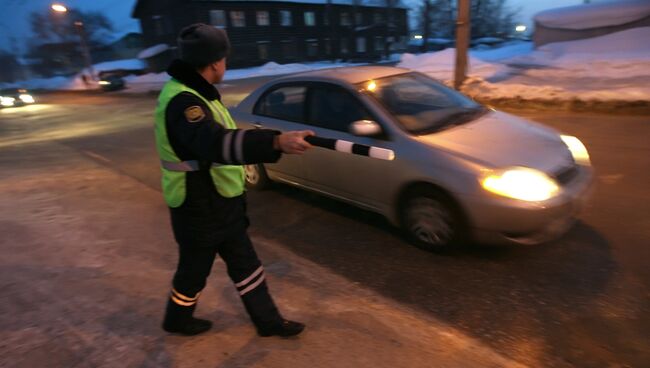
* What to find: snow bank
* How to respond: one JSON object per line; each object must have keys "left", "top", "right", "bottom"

{"left": 397, "top": 27, "right": 650, "bottom": 102}
{"left": 534, "top": 0, "right": 650, "bottom": 30}
{"left": 398, "top": 48, "right": 505, "bottom": 80}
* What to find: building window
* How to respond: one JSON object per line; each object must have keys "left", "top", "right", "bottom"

{"left": 280, "top": 10, "right": 292, "bottom": 26}
{"left": 324, "top": 38, "right": 332, "bottom": 55}
{"left": 340, "top": 12, "right": 351, "bottom": 26}
{"left": 282, "top": 40, "right": 296, "bottom": 59}
{"left": 306, "top": 39, "right": 318, "bottom": 57}
{"left": 355, "top": 12, "right": 363, "bottom": 26}
{"left": 230, "top": 11, "right": 246, "bottom": 27}
{"left": 374, "top": 11, "right": 384, "bottom": 24}
{"left": 256, "top": 11, "right": 270, "bottom": 26}
{"left": 210, "top": 10, "right": 226, "bottom": 28}
{"left": 304, "top": 11, "right": 316, "bottom": 26}
{"left": 258, "top": 41, "right": 270, "bottom": 60}
{"left": 375, "top": 36, "right": 384, "bottom": 51}
{"left": 152, "top": 15, "right": 166, "bottom": 36}
{"left": 356, "top": 37, "right": 366, "bottom": 53}
{"left": 340, "top": 37, "right": 348, "bottom": 54}
{"left": 323, "top": 11, "right": 329, "bottom": 26}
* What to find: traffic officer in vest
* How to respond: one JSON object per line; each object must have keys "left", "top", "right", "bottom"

{"left": 154, "top": 23, "right": 313, "bottom": 337}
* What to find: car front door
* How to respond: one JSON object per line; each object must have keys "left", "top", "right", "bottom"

{"left": 301, "top": 83, "right": 396, "bottom": 211}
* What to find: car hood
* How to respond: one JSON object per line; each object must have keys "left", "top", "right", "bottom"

{"left": 415, "top": 111, "right": 573, "bottom": 173}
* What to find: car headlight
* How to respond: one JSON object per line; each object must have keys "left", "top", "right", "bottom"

{"left": 19, "top": 94, "right": 35, "bottom": 103}
{"left": 560, "top": 135, "right": 590, "bottom": 166}
{"left": 98, "top": 80, "right": 111, "bottom": 85}
{"left": 481, "top": 167, "right": 559, "bottom": 201}
{"left": 1, "top": 96, "right": 15, "bottom": 107}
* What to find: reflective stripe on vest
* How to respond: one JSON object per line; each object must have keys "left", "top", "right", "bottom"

{"left": 154, "top": 79, "right": 245, "bottom": 207}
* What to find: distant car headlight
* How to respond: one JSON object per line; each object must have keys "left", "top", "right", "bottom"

{"left": 19, "top": 94, "right": 35, "bottom": 103}
{"left": 481, "top": 167, "right": 559, "bottom": 201}
{"left": 98, "top": 80, "right": 111, "bottom": 85}
{"left": 560, "top": 135, "right": 590, "bottom": 166}
{"left": 1, "top": 96, "right": 15, "bottom": 107}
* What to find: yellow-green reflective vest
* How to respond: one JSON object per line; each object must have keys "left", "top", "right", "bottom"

{"left": 154, "top": 78, "right": 245, "bottom": 207}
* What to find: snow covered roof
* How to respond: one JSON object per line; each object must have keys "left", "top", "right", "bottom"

{"left": 138, "top": 44, "right": 170, "bottom": 59}
{"left": 252, "top": 0, "right": 409, "bottom": 8}
{"left": 534, "top": 0, "right": 650, "bottom": 30}
{"left": 93, "top": 59, "right": 147, "bottom": 72}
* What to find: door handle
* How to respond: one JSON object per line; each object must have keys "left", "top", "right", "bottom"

{"left": 252, "top": 122, "right": 263, "bottom": 129}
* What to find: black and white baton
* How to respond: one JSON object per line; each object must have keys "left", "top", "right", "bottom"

{"left": 304, "top": 136, "right": 395, "bottom": 161}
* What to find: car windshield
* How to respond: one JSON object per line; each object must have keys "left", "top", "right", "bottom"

{"left": 358, "top": 72, "right": 487, "bottom": 134}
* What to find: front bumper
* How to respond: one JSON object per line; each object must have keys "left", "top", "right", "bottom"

{"left": 458, "top": 165, "right": 594, "bottom": 245}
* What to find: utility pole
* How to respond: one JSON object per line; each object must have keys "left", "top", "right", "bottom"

{"left": 454, "top": 0, "right": 470, "bottom": 90}
{"left": 51, "top": 3, "right": 96, "bottom": 81}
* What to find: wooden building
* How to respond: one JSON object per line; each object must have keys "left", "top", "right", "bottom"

{"left": 132, "top": 0, "right": 409, "bottom": 69}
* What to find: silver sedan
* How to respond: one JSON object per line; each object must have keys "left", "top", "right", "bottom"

{"left": 230, "top": 66, "right": 594, "bottom": 252}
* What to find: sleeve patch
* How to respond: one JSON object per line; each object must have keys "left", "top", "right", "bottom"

{"left": 184, "top": 106, "right": 206, "bottom": 123}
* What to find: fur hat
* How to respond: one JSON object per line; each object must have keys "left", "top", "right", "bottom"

{"left": 178, "top": 23, "right": 230, "bottom": 67}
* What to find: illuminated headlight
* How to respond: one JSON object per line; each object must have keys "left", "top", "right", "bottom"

{"left": 19, "top": 94, "right": 35, "bottom": 103}
{"left": 560, "top": 135, "right": 590, "bottom": 165}
{"left": 1, "top": 96, "right": 15, "bottom": 107}
{"left": 98, "top": 80, "right": 111, "bottom": 85}
{"left": 481, "top": 167, "right": 559, "bottom": 201}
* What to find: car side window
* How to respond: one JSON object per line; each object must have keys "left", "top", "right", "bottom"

{"left": 308, "top": 86, "right": 372, "bottom": 132}
{"left": 254, "top": 85, "right": 307, "bottom": 123}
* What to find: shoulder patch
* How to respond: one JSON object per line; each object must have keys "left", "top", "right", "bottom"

{"left": 184, "top": 106, "right": 205, "bottom": 123}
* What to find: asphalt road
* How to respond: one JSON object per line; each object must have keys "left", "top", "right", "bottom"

{"left": 0, "top": 89, "right": 648, "bottom": 367}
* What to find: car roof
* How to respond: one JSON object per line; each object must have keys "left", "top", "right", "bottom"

{"left": 273, "top": 65, "right": 411, "bottom": 85}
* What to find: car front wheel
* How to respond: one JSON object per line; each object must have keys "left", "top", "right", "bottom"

{"left": 400, "top": 188, "right": 464, "bottom": 252}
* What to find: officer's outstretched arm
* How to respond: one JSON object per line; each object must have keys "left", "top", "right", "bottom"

{"left": 166, "top": 93, "right": 282, "bottom": 165}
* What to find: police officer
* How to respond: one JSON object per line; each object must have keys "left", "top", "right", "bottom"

{"left": 155, "top": 23, "right": 313, "bottom": 337}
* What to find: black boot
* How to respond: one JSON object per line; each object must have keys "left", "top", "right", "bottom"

{"left": 162, "top": 299, "right": 212, "bottom": 336}
{"left": 257, "top": 319, "right": 305, "bottom": 337}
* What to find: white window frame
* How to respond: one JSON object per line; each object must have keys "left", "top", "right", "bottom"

{"left": 375, "top": 36, "right": 384, "bottom": 51}
{"left": 230, "top": 11, "right": 246, "bottom": 27}
{"left": 257, "top": 41, "right": 270, "bottom": 59}
{"left": 280, "top": 10, "right": 292, "bottom": 26}
{"left": 340, "top": 12, "right": 351, "bottom": 26}
{"left": 304, "top": 11, "right": 316, "bottom": 26}
{"left": 356, "top": 37, "right": 366, "bottom": 53}
{"left": 340, "top": 37, "right": 349, "bottom": 54}
{"left": 209, "top": 10, "right": 226, "bottom": 28}
{"left": 256, "top": 11, "right": 270, "bottom": 26}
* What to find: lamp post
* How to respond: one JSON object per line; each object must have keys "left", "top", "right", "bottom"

{"left": 51, "top": 3, "right": 96, "bottom": 81}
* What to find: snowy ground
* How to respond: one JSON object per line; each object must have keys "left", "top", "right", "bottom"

{"left": 399, "top": 27, "right": 650, "bottom": 102}
{"left": 3, "top": 27, "right": 649, "bottom": 104}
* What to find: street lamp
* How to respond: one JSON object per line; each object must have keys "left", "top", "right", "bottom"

{"left": 50, "top": 3, "right": 96, "bottom": 81}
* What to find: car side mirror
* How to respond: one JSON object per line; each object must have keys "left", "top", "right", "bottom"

{"left": 349, "top": 120, "right": 382, "bottom": 137}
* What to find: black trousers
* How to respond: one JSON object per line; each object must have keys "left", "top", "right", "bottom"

{"left": 168, "top": 196, "right": 282, "bottom": 328}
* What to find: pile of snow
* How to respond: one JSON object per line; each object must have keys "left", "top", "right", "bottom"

{"left": 534, "top": 0, "right": 650, "bottom": 30}
{"left": 397, "top": 27, "right": 650, "bottom": 102}
{"left": 399, "top": 48, "right": 505, "bottom": 80}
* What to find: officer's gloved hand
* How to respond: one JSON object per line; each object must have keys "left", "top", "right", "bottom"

{"left": 274, "top": 130, "right": 315, "bottom": 154}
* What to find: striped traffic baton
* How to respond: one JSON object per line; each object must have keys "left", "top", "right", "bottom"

{"left": 304, "top": 136, "right": 395, "bottom": 161}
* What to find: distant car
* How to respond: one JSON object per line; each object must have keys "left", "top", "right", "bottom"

{"left": 0, "top": 88, "right": 36, "bottom": 108}
{"left": 98, "top": 73, "right": 126, "bottom": 91}
{"left": 231, "top": 66, "right": 593, "bottom": 252}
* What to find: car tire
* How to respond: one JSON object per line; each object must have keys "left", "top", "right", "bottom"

{"left": 244, "top": 164, "right": 271, "bottom": 190}
{"left": 399, "top": 187, "right": 465, "bottom": 253}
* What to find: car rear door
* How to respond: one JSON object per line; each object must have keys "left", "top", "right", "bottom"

{"left": 249, "top": 83, "right": 311, "bottom": 182}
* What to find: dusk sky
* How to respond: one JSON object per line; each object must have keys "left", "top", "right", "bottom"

{"left": 0, "top": 0, "right": 593, "bottom": 55}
